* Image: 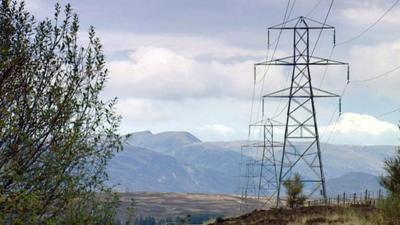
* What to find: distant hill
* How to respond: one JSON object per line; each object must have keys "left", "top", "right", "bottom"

{"left": 108, "top": 144, "right": 238, "bottom": 193}
{"left": 108, "top": 131, "right": 395, "bottom": 195}
{"left": 326, "top": 172, "right": 382, "bottom": 196}
{"left": 126, "top": 131, "right": 201, "bottom": 153}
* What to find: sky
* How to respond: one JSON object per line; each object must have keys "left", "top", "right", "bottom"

{"left": 26, "top": 0, "right": 400, "bottom": 145}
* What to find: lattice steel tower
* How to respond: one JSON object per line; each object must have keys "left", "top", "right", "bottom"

{"left": 255, "top": 16, "right": 349, "bottom": 206}
{"left": 239, "top": 120, "right": 280, "bottom": 212}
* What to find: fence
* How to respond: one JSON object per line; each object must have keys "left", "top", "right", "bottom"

{"left": 306, "top": 189, "right": 386, "bottom": 207}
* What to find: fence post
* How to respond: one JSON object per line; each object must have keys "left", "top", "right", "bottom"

{"left": 337, "top": 194, "right": 339, "bottom": 205}
{"left": 353, "top": 193, "right": 356, "bottom": 205}
{"left": 365, "top": 189, "right": 368, "bottom": 204}
{"left": 378, "top": 189, "right": 382, "bottom": 201}
{"left": 343, "top": 192, "right": 346, "bottom": 206}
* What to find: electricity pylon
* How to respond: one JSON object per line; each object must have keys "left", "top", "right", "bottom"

{"left": 255, "top": 16, "right": 349, "bottom": 207}
{"left": 239, "top": 120, "right": 280, "bottom": 211}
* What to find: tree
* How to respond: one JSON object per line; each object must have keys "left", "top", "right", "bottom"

{"left": 380, "top": 148, "right": 400, "bottom": 195}
{"left": 373, "top": 126, "right": 400, "bottom": 225}
{"left": 283, "top": 173, "right": 306, "bottom": 208}
{"left": 0, "top": 1, "right": 122, "bottom": 224}
{"left": 376, "top": 147, "right": 400, "bottom": 225}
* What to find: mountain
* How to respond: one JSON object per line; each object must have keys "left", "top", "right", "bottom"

{"left": 108, "top": 145, "right": 196, "bottom": 193}
{"left": 326, "top": 172, "right": 382, "bottom": 196}
{"left": 172, "top": 142, "right": 244, "bottom": 176}
{"left": 108, "top": 131, "right": 396, "bottom": 195}
{"left": 126, "top": 131, "right": 201, "bottom": 153}
{"left": 108, "top": 144, "right": 237, "bottom": 194}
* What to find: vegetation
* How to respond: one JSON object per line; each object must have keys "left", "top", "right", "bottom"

{"left": 0, "top": 0, "right": 122, "bottom": 224}
{"left": 207, "top": 205, "right": 376, "bottom": 225}
{"left": 131, "top": 213, "right": 223, "bottom": 225}
{"left": 283, "top": 173, "right": 306, "bottom": 208}
{"left": 380, "top": 148, "right": 400, "bottom": 195}
{"left": 375, "top": 147, "right": 400, "bottom": 225}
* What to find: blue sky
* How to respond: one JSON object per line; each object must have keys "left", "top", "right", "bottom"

{"left": 28, "top": 0, "right": 400, "bottom": 145}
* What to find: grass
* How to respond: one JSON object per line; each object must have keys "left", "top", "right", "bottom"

{"left": 207, "top": 205, "right": 378, "bottom": 225}
{"left": 288, "top": 209, "right": 375, "bottom": 225}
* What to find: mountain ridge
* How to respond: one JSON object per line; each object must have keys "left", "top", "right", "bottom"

{"left": 109, "top": 131, "right": 395, "bottom": 195}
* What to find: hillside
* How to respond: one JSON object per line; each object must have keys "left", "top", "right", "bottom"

{"left": 108, "top": 131, "right": 395, "bottom": 195}
{"left": 208, "top": 205, "right": 375, "bottom": 225}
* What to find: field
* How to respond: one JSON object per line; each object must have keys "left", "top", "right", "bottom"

{"left": 117, "top": 192, "right": 262, "bottom": 221}
{"left": 116, "top": 192, "right": 381, "bottom": 225}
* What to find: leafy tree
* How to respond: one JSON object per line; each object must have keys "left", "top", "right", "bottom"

{"left": 0, "top": 0, "right": 122, "bottom": 224}
{"left": 380, "top": 148, "right": 400, "bottom": 195}
{"left": 374, "top": 127, "right": 400, "bottom": 225}
{"left": 283, "top": 173, "right": 306, "bottom": 208}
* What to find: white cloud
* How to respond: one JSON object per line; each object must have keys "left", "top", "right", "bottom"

{"left": 115, "top": 98, "right": 167, "bottom": 122}
{"left": 340, "top": 6, "right": 400, "bottom": 27}
{"left": 321, "top": 113, "right": 399, "bottom": 145}
{"left": 105, "top": 46, "right": 286, "bottom": 100}
{"left": 198, "top": 124, "right": 235, "bottom": 138}
{"left": 98, "top": 31, "right": 267, "bottom": 59}
{"left": 348, "top": 39, "right": 400, "bottom": 100}
{"left": 22, "top": 0, "right": 52, "bottom": 19}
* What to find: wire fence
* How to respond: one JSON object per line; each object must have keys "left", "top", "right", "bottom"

{"left": 306, "top": 189, "right": 386, "bottom": 207}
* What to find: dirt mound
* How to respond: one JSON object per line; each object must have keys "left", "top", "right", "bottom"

{"left": 210, "top": 205, "right": 374, "bottom": 225}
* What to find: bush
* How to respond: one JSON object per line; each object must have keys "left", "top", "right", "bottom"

{"left": 380, "top": 148, "right": 400, "bottom": 195}
{"left": 283, "top": 173, "right": 306, "bottom": 208}
{"left": 372, "top": 194, "right": 400, "bottom": 225}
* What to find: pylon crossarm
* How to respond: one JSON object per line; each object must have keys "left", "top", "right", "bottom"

{"left": 309, "top": 56, "right": 348, "bottom": 65}
{"left": 263, "top": 87, "right": 340, "bottom": 98}
{"left": 312, "top": 88, "right": 341, "bottom": 97}
{"left": 262, "top": 88, "right": 290, "bottom": 97}
{"left": 254, "top": 56, "right": 292, "bottom": 66}
{"left": 255, "top": 55, "right": 348, "bottom": 66}
{"left": 268, "top": 16, "right": 335, "bottom": 30}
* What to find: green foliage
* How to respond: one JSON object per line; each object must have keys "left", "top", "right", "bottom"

{"left": 380, "top": 148, "right": 400, "bottom": 195}
{"left": 0, "top": 0, "right": 122, "bottom": 224}
{"left": 376, "top": 143, "right": 400, "bottom": 224}
{"left": 134, "top": 213, "right": 222, "bottom": 225}
{"left": 372, "top": 194, "right": 400, "bottom": 225}
{"left": 283, "top": 173, "right": 306, "bottom": 208}
{"left": 125, "top": 198, "right": 136, "bottom": 225}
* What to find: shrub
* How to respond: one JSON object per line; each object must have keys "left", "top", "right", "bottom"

{"left": 283, "top": 173, "right": 306, "bottom": 208}
{"left": 373, "top": 194, "right": 400, "bottom": 225}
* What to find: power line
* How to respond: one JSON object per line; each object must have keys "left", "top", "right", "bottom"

{"left": 311, "top": 0, "right": 335, "bottom": 56}
{"left": 313, "top": 0, "right": 336, "bottom": 87}
{"left": 268, "top": 0, "right": 335, "bottom": 123}
{"left": 255, "top": 0, "right": 296, "bottom": 84}
{"left": 306, "top": 0, "right": 323, "bottom": 17}
{"left": 336, "top": 0, "right": 400, "bottom": 46}
{"left": 254, "top": 0, "right": 295, "bottom": 123}
{"left": 247, "top": 0, "right": 293, "bottom": 140}
{"left": 376, "top": 107, "right": 400, "bottom": 117}
{"left": 320, "top": 84, "right": 349, "bottom": 144}
{"left": 255, "top": 0, "right": 297, "bottom": 125}
{"left": 312, "top": 0, "right": 341, "bottom": 143}
{"left": 352, "top": 64, "right": 400, "bottom": 83}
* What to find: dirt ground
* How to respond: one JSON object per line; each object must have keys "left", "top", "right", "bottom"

{"left": 209, "top": 205, "right": 376, "bottom": 225}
